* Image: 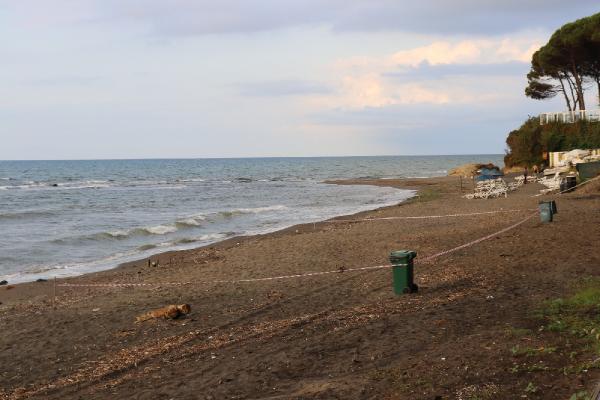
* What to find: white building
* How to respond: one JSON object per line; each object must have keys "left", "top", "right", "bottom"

{"left": 539, "top": 109, "right": 600, "bottom": 125}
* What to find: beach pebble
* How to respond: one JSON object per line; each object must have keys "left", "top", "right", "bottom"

{"left": 0, "top": 280, "right": 7, "bottom": 285}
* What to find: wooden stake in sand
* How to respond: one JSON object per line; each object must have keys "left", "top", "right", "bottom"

{"left": 53, "top": 277, "right": 57, "bottom": 310}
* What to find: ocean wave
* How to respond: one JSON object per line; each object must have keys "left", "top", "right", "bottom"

{"left": 0, "top": 178, "right": 192, "bottom": 191}
{"left": 175, "top": 217, "right": 204, "bottom": 227}
{"left": 177, "top": 178, "right": 205, "bottom": 183}
{"left": 137, "top": 184, "right": 188, "bottom": 190}
{"left": 102, "top": 224, "right": 179, "bottom": 238}
{"left": 103, "top": 220, "right": 206, "bottom": 239}
{"left": 135, "top": 232, "right": 230, "bottom": 250}
{"left": 235, "top": 177, "right": 253, "bottom": 183}
{"left": 143, "top": 225, "right": 178, "bottom": 235}
{"left": 54, "top": 223, "right": 181, "bottom": 244}
{"left": 0, "top": 210, "right": 55, "bottom": 220}
{"left": 173, "top": 233, "right": 228, "bottom": 245}
{"left": 217, "top": 205, "right": 288, "bottom": 218}
{"left": 61, "top": 184, "right": 111, "bottom": 190}
{"left": 2, "top": 230, "right": 236, "bottom": 283}
{"left": 102, "top": 230, "right": 130, "bottom": 239}
{"left": 2, "top": 180, "right": 112, "bottom": 190}
{"left": 9, "top": 248, "right": 146, "bottom": 282}
{"left": 50, "top": 208, "right": 251, "bottom": 245}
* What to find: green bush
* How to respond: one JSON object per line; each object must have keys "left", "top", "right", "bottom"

{"left": 505, "top": 118, "right": 600, "bottom": 167}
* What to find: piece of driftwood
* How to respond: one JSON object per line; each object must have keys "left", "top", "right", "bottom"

{"left": 135, "top": 304, "right": 191, "bottom": 323}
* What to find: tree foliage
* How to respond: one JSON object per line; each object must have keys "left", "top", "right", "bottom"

{"left": 504, "top": 118, "right": 600, "bottom": 168}
{"left": 525, "top": 13, "right": 600, "bottom": 110}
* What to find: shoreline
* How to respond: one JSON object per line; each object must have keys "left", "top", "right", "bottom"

{"left": 3, "top": 175, "right": 600, "bottom": 399}
{"left": 1, "top": 179, "right": 418, "bottom": 287}
{"left": 0, "top": 177, "right": 446, "bottom": 307}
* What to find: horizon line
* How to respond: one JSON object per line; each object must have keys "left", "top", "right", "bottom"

{"left": 0, "top": 153, "right": 505, "bottom": 162}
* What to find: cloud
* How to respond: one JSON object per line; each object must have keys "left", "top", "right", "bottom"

{"left": 337, "top": 77, "right": 450, "bottom": 107}
{"left": 337, "top": 38, "right": 542, "bottom": 70}
{"left": 326, "top": 0, "right": 597, "bottom": 35}
{"left": 312, "top": 37, "right": 541, "bottom": 109}
{"left": 237, "top": 80, "right": 332, "bottom": 97}
{"left": 384, "top": 61, "right": 529, "bottom": 80}
{"left": 6, "top": 0, "right": 595, "bottom": 36}
{"left": 307, "top": 97, "right": 557, "bottom": 155}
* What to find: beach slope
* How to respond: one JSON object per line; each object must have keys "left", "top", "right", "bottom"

{"left": 2, "top": 176, "right": 600, "bottom": 399}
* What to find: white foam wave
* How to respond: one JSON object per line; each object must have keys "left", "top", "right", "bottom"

{"left": 195, "top": 233, "right": 227, "bottom": 242}
{"left": 4, "top": 180, "right": 112, "bottom": 191}
{"left": 235, "top": 205, "right": 288, "bottom": 213}
{"left": 105, "top": 230, "right": 129, "bottom": 238}
{"left": 62, "top": 184, "right": 111, "bottom": 190}
{"left": 173, "top": 233, "right": 227, "bottom": 245}
{"left": 176, "top": 218, "right": 203, "bottom": 227}
{"left": 144, "top": 224, "right": 178, "bottom": 235}
{"left": 178, "top": 178, "right": 205, "bottom": 182}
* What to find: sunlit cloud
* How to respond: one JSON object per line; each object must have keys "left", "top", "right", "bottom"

{"left": 313, "top": 36, "right": 543, "bottom": 109}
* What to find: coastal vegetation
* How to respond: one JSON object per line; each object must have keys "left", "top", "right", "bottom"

{"left": 505, "top": 12, "right": 600, "bottom": 167}
{"left": 504, "top": 119, "right": 600, "bottom": 167}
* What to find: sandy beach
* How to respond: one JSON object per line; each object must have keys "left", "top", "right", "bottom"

{"left": 1, "top": 176, "right": 600, "bottom": 399}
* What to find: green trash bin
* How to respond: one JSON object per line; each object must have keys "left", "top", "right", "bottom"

{"left": 389, "top": 250, "right": 418, "bottom": 295}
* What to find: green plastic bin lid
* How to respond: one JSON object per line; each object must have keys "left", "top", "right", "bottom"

{"left": 389, "top": 250, "right": 417, "bottom": 260}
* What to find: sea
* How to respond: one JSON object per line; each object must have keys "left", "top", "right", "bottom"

{"left": 0, "top": 155, "right": 502, "bottom": 283}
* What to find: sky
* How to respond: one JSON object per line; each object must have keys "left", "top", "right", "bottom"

{"left": 1, "top": 1, "right": 598, "bottom": 160}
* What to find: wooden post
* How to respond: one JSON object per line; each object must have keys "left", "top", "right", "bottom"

{"left": 53, "top": 277, "right": 57, "bottom": 310}
{"left": 459, "top": 176, "right": 463, "bottom": 193}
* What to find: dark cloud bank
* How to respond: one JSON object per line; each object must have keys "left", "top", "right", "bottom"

{"left": 99, "top": 0, "right": 598, "bottom": 36}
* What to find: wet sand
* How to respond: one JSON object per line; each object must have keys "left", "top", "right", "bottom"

{"left": 1, "top": 176, "right": 600, "bottom": 399}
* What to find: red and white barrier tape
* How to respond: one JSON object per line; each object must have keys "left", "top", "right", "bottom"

{"left": 58, "top": 212, "right": 538, "bottom": 289}
{"left": 417, "top": 211, "right": 538, "bottom": 264}
{"left": 326, "top": 208, "right": 533, "bottom": 223}
{"left": 58, "top": 265, "right": 393, "bottom": 288}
